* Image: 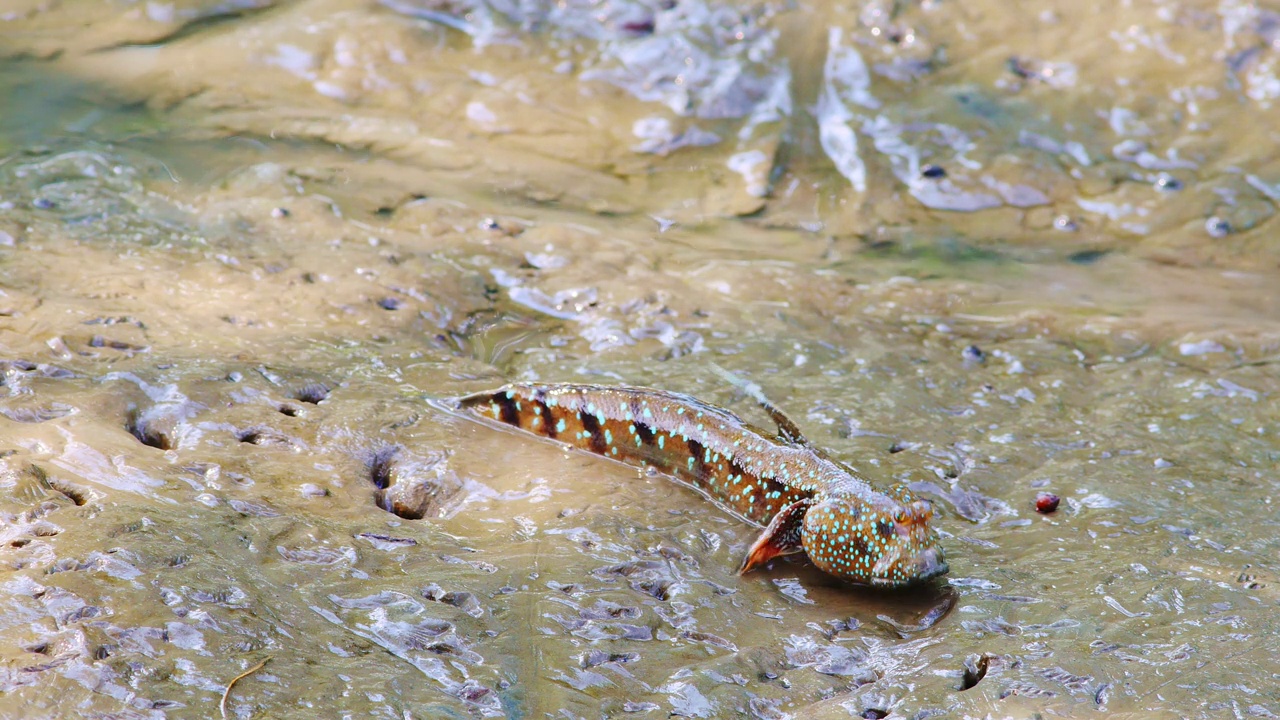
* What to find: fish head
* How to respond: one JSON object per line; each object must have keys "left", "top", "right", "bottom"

{"left": 800, "top": 488, "right": 948, "bottom": 588}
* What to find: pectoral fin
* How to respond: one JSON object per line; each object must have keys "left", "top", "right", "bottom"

{"left": 739, "top": 499, "right": 812, "bottom": 574}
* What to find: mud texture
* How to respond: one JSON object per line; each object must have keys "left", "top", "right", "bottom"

{"left": 1, "top": 0, "right": 1279, "bottom": 717}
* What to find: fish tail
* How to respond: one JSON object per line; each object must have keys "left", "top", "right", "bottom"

{"left": 459, "top": 384, "right": 565, "bottom": 440}
{"left": 458, "top": 386, "right": 524, "bottom": 426}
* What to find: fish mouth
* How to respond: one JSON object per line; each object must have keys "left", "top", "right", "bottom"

{"left": 912, "top": 547, "right": 950, "bottom": 581}
{"left": 869, "top": 547, "right": 950, "bottom": 588}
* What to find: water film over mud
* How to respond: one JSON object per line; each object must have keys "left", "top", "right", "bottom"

{"left": 2, "top": 0, "right": 1280, "bottom": 718}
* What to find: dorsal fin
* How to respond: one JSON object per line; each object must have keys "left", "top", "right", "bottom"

{"left": 710, "top": 365, "right": 811, "bottom": 447}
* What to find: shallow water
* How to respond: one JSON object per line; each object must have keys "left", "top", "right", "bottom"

{"left": 1, "top": 0, "right": 1279, "bottom": 718}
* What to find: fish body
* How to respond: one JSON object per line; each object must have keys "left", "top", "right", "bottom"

{"left": 455, "top": 382, "right": 947, "bottom": 588}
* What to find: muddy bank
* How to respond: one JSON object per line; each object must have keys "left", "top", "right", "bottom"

{"left": 1, "top": 0, "right": 1279, "bottom": 717}
{"left": 0, "top": 139, "right": 1276, "bottom": 716}
{"left": 7, "top": 0, "right": 1280, "bottom": 268}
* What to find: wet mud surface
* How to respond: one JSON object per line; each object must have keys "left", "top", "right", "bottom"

{"left": 2, "top": 0, "right": 1280, "bottom": 718}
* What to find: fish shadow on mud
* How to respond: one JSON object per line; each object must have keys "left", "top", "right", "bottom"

{"left": 757, "top": 558, "right": 958, "bottom": 636}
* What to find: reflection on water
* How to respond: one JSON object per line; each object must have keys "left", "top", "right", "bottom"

{"left": 1, "top": 0, "right": 1279, "bottom": 717}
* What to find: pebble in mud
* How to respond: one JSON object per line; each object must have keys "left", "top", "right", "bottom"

{"left": 235, "top": 426, "right": 300, "bottom": 448}
{"left": 1237, "top": 572, "right": 1263, "bottom": 590}
{"left": 1052, "top": 214, "right": 1079, "bottom": 232}
{"left": 368, "top": 445, "right": 465, "bottom": 520}
{"left": 1035, "top": 492, "right": 1060, "bottom": 514}
{"left": 1205, "top": 216, "right": 1231, "bottom": 238}
{"left": 422, "top": 582, "right": 485, "bottom": 617}
{"left": 127, "top": 408, "right": 177, "bottom": 450}
{"left": 293, "top": 382, "right": 331, "bottom": 404}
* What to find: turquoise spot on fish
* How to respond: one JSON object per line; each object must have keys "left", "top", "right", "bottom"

{"left": 658, "top": 435, "right": 665, "bottom": 449}
{"left": 556, "top": 418, "right": 566, "bottom": 433}
{"left": 604, "top": 429, "right": 613, "bottom": 445}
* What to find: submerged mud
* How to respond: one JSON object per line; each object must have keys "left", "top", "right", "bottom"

{"left": 2, "top": 0, "right": 1280, "bottom": 718}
